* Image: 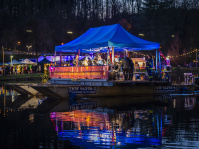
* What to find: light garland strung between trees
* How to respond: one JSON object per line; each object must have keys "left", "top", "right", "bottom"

{"left": 169, "top": 49, "right": 197, "bottom": 58}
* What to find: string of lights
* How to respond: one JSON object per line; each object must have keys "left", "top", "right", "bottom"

{"left": 169, "top": 49, "right": 197, "bottom": 58}
{"left": 132, "top": 52, "right": 149, "bottom": 57}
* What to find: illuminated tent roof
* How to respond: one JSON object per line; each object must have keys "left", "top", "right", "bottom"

{"left": 21, "top": 58, "right": 37, "bottom": 64}
{"left": 38, "top": 58, "right": 52, "bottom": 64}
{"left": 55, "top": 23, "right": 160, "bottom": 53}
{"left": 7, "top": 59, "right": 22, "bottom": 65}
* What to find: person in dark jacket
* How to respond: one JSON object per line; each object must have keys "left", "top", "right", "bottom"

{"left": 126, "top": 57, "right": 134, "bottom": 80}
{"left": 146, "top": 55, "right": 153, "bottom": 81}
{"left": 121, "top": 57, "right": 130, "bottom": 80}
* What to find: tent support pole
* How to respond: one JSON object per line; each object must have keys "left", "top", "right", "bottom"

{"left": 55, "top": 52, "right": 56, "bottom": 65}
{"left": 2, "top": 46, "right": 5, "bottom": 76}
{"left": 112, "top": 47, "right": 114, "bottom": 65}
{"left": 59, "top": 52, "right": 62, "bottom": 66}
{"left": 159, "top": 50, "right": 161, "bottom": 72}
{"left": 156, "top": 49, "right": 158, "bottom": 72}
{"left": 107, "top": 49, "right": 109, "bottom": 65}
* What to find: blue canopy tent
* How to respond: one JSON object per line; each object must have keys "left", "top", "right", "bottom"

{"left": 55, "top": 23, "right": 160, "bottom": 71}
{"left": 56, "top": 23, "right": 159, "bottom": 53}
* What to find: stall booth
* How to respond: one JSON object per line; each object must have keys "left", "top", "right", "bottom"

{"left": 131, "top": 58, "right": 146, "bottom": 70}
{"left": 38, "top": 58, "right": 53, "bottom": 73}
{"left": 49, "top": 24, "right": 160, "bottom": 81}
{"left": 20, "top": 58, "right": 37, "bottom": 74}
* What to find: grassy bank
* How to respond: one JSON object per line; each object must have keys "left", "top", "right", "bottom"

{"left": 171, "top": 67, "right": 199, "bottom": 71}
{"left": 0, "top": 73, "right": 45, "bottom": 82}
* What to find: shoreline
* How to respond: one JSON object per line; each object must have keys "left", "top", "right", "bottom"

{"left": 0, "top": 73, "right": 43, "bottom": 82}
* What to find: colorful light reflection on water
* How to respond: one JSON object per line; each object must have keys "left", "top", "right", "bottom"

{"left": 1, "top": 88, "right": 199, "bottom": 149}
{"left": 50, "top": 109, "right": 164, "bottom": 148}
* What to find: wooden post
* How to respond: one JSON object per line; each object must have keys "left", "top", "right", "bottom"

{"left": 196, "top": 49, "right": 197, "bottom": 68}
{"left": 159, "top": 50, "right": 161, "bottom": 72}
{"left": 156, "top": 49, "right": 158, "bottom": 72}
{"left": 2, "top": 46, "right": 5, "bottom": 76}
{"left": 4, "top": 84, "right": 6, "bottom": 117}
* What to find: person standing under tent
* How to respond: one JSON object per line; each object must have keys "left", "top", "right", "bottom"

{"left": 14, "top": 66, "right": 17, "bottom": 74}
{"left": 121, "top": 57, "right": 130, "bottom": 80}
{"left": 146, "top": 55, "right": 153, "bottom": 81}
{"left": 126, "top": 57, "right": 134, "bottom": 80}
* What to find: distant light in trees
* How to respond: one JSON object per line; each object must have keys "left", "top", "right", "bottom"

{"left": 61, "top": 43, "right": 64, "bottom": 45}
{"left": 26, "top": 30, "right": 32, "bottom": 32}
{"left": 139, "top": 33, "right": 144, "bottom": 37}
{"left": 166, "top": 56, "right": 170, "bottom": 60}
{"left": 67, "top": 31, "right": 73, "bottom": 34}
{"left": 17, "top": 41, "right": 21, "bottom": 45}
{"left": 171, "top": 35, "right": 175, "bottom": 37}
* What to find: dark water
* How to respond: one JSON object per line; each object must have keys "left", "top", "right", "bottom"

{"left": 1, "top": 87, "right": 199, "bottom": 149}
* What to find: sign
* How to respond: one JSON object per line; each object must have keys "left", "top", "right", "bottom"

{"left": 68, "top": 86, "right": 96, "bottom": 94}
{"left": 153, "top": 86, "right": 176, "bottom": 91}
{"left": 49, "top": 65, "right": 109, "bottom": 80}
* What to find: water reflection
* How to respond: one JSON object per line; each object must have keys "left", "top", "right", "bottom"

{"left": 50, "top": 109, "right": 163, "bottom": 148}
{"left": 1, "top": 87, "right": 199, "bottom": 148}
{"left": 184, "top": 96, "right": 196, "bottom": 110}
{"left": 49, "top": 95, "right": 199, "bottom": 149}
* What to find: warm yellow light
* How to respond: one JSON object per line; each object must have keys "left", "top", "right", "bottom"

{"left": 26, "top": 30, "right": 32, "bottom": 32}
{"left": 139, "top": 33, "right": 144, "bottom": 36}
{"left": 61, "top": 42, "right": 64, "bottom": 45}
{"left": 26, "top": 45, "right": 32, "bottom": 48}
{"left": 67, "top": 31, "right": 73, "bottom": 34}
{"left": 171, "top": 35, "right": 175, "bottom": 37}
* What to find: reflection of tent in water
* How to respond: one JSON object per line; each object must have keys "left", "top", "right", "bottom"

{"left": 38, "top": 58, "right": 52, "bottom": 73}
{"left": 21, "top": 58, "right": 37, "bottom": 65}
{"left": 51, "top": 109, "right": 162, "bottom": 148}
{"left": 7, "top": 59, "right": 22, "bottom": 65}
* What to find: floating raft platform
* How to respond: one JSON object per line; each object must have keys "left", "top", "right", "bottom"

{"left": 5, "top": 78, "right": 197, "bottom": 99}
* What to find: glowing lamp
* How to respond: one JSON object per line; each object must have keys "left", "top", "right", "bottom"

{"left": 67, "top": 31, "right": 73, "bottom": 34}
{"left": 139, "top": 33, "right": 144, "bottom": 36}
{"left": 26, "top": 30, "right": 32, "bottom": 32}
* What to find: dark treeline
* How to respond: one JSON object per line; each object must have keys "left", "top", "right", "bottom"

{"left": 0, "top": 0, "right": 199, "bottom": 65}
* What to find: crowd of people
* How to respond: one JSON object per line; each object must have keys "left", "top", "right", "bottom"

{"left": 0, "top": 53, "right": 171, "bottom": 82}
{"left": 0, "top": 65, "right": 41, "bottom": 76}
